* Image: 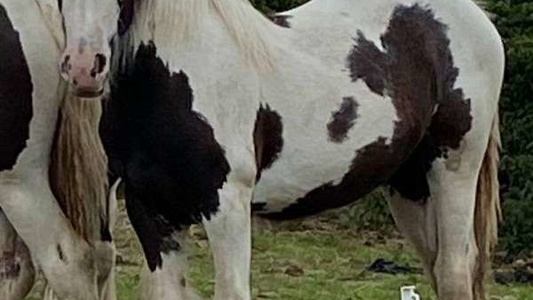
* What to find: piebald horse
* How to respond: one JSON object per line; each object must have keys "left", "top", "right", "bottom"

{"left": 0, "top": 0, "right": 117, "bottom": 299}
{"left": 64, "top": 0, "right": 504, "bottom": 299}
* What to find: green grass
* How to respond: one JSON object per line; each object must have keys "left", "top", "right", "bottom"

{"left": 113, "top": 223, "right": 531, "bottom": 300}
{"left": 26, "top": 204, "right": 532, "bottom": 299}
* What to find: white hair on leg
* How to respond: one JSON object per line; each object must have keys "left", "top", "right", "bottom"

{"left": 140, "top": 232, "right": 202, "bottom": 300}
{"left": 203, "top": 181, "right": 252, "bottom": 300}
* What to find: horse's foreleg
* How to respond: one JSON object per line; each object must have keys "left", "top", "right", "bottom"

{"left": 43, "top": 181, "right": 119, "bottom": 300}
{"left": 0, "top": 174, "right": 99, "bottom": 300}
{"left": 203, "top": 182, "right": 252, "bottom": 300}
{"left": 0, "top": 209, "right": 35, "bottom": 300}
{"left": 387, "top": 192, "right": 438, "bottom": 290}
{"left": 97, "top": 179, "right": 121, "bottom": 300}
{"left": 139, "top": 231, "right": 202, "bottom": 300}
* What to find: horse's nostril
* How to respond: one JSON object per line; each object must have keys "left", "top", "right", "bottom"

{"left": 91, "top": 54, "right": 107, "bottom": 78}
{"left": 72, "top": 78, "right": 78, "bottom": 86}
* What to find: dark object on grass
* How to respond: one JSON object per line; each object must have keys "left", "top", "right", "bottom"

{"left": 494, "top": 268, "right": 533, "bottom": 285}
{"left": 367, "top": 258, "right": 423, "bottom": 275}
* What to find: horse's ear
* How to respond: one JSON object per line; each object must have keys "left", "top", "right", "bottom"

{"left": 118, "top": 0, "right": 135, "bottom": 35}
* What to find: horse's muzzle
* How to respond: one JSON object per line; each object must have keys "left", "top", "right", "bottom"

{"left": 59, "top": 47, "right": 109, "bottom": 99}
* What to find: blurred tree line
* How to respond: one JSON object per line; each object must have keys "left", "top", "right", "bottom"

{"left": 486, "top": 0, "right": 533, "bottom": 256}
{"left": 251, "top": 0, "right": 533, "bottom": 257}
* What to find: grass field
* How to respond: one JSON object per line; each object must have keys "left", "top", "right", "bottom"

{"left": 28, "top": 201, "right": 532, "bottom": 299}
{"left": 112, "top": 205, "right": 531, "bottom": 300}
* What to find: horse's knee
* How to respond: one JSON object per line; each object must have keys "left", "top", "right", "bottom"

{"left": 0, "top": 239, "right": 35, "bottom": 300}
{"left": 94, "top": 241, "right": 116, "bottom": 292}
{"left": 40, "top": 241, "right": 99, "bottom": 300}
{"left": 140, "top": 235, "right": 201, "bottom": 300}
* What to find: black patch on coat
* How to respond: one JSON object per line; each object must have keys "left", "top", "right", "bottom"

{"left": 251, "top": 202, "right": 267, "bottom": 212}
{"left": 253, "top": 104, "right": 283, "bottom": 181}
{"left": 100, "top": 42, "right": 230, "bottom": 271}
{"left": 265, "top": 4, "right": 471, "bottom": 219}
{"left": 0, "top": 5, "right": 33, "bottom": 172}
{"left": 57, "top": 0, "right": 62, "bottom": 11}
{"left": 387, "top": 135, "right": 440, "bottom": 200}
{"left": 118, "top": 0, "right": 135, "bottom": 35}
{"left": 268, "top": 14, "right": 292, "bottom": 28}
{"left": 327, "top": 97, "right": 359, "bottom": 143}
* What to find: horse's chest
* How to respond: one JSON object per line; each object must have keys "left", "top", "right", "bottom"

{"left": 102, "top": 43, "right": 232, "bottom": 236}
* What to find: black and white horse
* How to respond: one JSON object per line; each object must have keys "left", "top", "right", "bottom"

{"left": 0, "top": 0, "right": 117, "bottom": 299}
{"left": 63, "top": 0, "right": 504, "bottom": 299}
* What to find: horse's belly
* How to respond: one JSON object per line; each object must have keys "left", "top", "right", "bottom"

{"left": 253, "top": 153, "right": 351, "bottom": 212}
{"left": 251, "top": 119, "right": 395, "bottom": 219}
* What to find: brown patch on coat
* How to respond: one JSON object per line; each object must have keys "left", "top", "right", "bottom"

{"left": 254, "top": 104, "right": 284, "bottom": 181}
{"left": 268, "top": 14, "right": 292, "bottom": 28}
{"left": 429, "top": 93, "right": 473, "bottom": 151}
{"left": 265, "top": 4, "right": 472, "bottom": 219}
{"left": 327, "top": 97, "right": 359, "bottom": 143}
{"left": 347, "top": 4, "right": 473, "bottom": 201}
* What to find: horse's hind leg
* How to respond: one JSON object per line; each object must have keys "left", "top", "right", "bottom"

{"left": 431, "top": 122, "right": 500, "bottom": 300}
{"left": 431, "top": 161, "right": 480, "bottom": 300}
{"left": 390, "top": 161, "right": 480, "bottom": 299}
{"left": 0, "top": 209, "right": 35, "bottom": 300}
{"left": 390, "top": 112, "right": 500, "bottom": 300}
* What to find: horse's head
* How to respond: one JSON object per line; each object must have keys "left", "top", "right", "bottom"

{"left": 59, "top": 0, "right": 123, "bottom": 98}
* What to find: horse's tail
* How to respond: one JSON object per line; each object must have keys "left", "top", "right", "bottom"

{"left": 473, "top": 112, "right": 502, "bottom": 300}
{"left": 49, "top": 91, "right": 109, "bottom": 242}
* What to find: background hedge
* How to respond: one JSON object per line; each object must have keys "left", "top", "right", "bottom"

{"left": 486, "top": 0, "right": 533, "bottom": 256}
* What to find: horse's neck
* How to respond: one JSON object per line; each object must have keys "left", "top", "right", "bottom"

{"left": 133, "top": 0, "right": 207, "bottom": 45}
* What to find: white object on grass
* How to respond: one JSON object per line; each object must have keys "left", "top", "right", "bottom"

{"left": 401, "top": 286, "right": 421, "bottom": 300}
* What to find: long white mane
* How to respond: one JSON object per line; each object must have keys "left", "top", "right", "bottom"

{"left": 130, "top": 0, "right": 278, "bottom": 71}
